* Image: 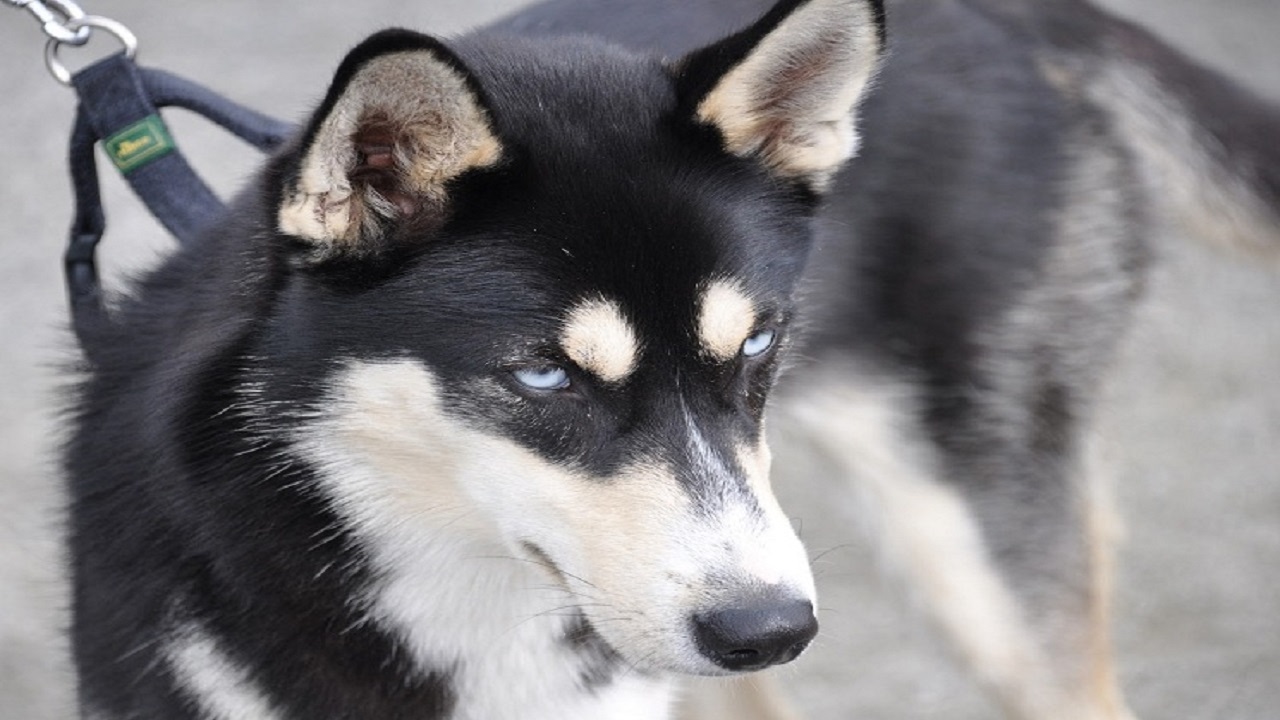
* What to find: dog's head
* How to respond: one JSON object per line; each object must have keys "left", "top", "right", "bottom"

{"left": 267, "top": 0, "right": 883, "bottom": 677}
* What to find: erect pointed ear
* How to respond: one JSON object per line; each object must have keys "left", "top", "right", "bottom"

{"left": 278, "top": 29, "right": 504, "bottom": 261}
{"left": 673, "top": 0, "right": 885, "bottom": 192}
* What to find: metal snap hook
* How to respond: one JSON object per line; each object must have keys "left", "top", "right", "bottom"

{"left": 5, "top": 0, "right": 93, "bottom": 46}
{"left": 44, "top": 15, "right": 138, "bottom": 86}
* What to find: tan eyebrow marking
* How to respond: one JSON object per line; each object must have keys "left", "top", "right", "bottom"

{"left": 560, "top": 297, "right": 640, "bottom": 383}
{"left": 698, "top": 279, "right": 757, "bottom": 360}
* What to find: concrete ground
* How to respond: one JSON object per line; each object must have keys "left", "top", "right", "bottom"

{"left": 1, "top": 1, "right": 1276, "bottom": 718}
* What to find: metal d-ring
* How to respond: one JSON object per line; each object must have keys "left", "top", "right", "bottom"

{"left": 44, "top": 15, "right": 138, "bottom": 86}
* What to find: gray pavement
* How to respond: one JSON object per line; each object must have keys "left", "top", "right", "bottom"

{"left": 1, "top": 1, "right": 1277, "bottom": 718}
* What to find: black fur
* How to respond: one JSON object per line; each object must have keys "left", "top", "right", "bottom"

{"left": 562, "top": 613, "right": 625, "bottom": 691}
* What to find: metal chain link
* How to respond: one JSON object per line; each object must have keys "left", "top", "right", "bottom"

{"left": 5, "top": 0, "right": 138, "bottom": 85}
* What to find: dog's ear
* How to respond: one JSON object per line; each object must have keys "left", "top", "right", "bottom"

{"left": 278, "top": 30, "right": 503, "bottom": 261}
{"left": 673, "top": 0, "right": 885, "bottom": 192}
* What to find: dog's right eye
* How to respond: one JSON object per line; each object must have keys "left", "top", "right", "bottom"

{"left": 741, "top": 329, "right": 776, "bottom": 358}
{"left": 512, "top": 365, "right": 571, "bottom": 392}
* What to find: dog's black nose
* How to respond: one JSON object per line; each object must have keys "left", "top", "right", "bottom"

{"left": 692, "top": 593, "right": 818, "bottom": 672}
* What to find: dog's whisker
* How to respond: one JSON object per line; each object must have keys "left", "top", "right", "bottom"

{"left": 808, "top": 542, "right": 858, "bottom": 564}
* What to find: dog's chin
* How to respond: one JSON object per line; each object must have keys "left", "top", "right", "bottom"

{"left": 675, "top": 661, "right": 752, "bottom": 678}
{"left": 573, "top": 603, "right": 797, "bottom": 678}
{"left": 601, "top": 632, "right": 727, "bottom": 677}
{"left": 558, "top": 597, "right": 729, "bottom": 676}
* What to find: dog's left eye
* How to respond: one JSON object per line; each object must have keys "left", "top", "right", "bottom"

{"left": 742, "top": 329, "right": 776, "bottom": 358}
{"left": 512, "top": 365, "right": 571, "bottom": 391}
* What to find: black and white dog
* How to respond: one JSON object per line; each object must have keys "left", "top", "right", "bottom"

{"left": 66, "top": 1, "right": 1278, "bottom": 718}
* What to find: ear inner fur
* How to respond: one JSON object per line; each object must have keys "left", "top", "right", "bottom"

{"left": 278, "top": 31, "right": 504, "bottom": 259}
{"left": 349, "top": 115, "right": 419, "bottom": 219}
{"left": 675, "top": 0, "right": 885, "bottom": 191}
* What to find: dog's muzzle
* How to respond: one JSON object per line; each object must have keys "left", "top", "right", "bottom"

{"left": 691, "top": 587, "right": 818, "bottom": 672}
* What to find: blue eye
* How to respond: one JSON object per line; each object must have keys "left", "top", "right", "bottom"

{"left": 742, "top": 329, "right": 776, "bottom": 358}
{"left": 513, "top": 365, "right": 570, "bottom": 391}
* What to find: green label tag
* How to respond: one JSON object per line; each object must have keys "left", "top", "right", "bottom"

{"left": 104, "top": 115, "right": 175, "bottom": 174}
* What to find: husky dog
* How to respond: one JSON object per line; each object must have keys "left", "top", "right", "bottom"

{"left": 65, "top": 1, "right": 1278, "bottom": 719}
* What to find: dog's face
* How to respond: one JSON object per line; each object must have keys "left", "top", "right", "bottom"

{"left": 268, "top": 0, "right": 883, "bottom": 677}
